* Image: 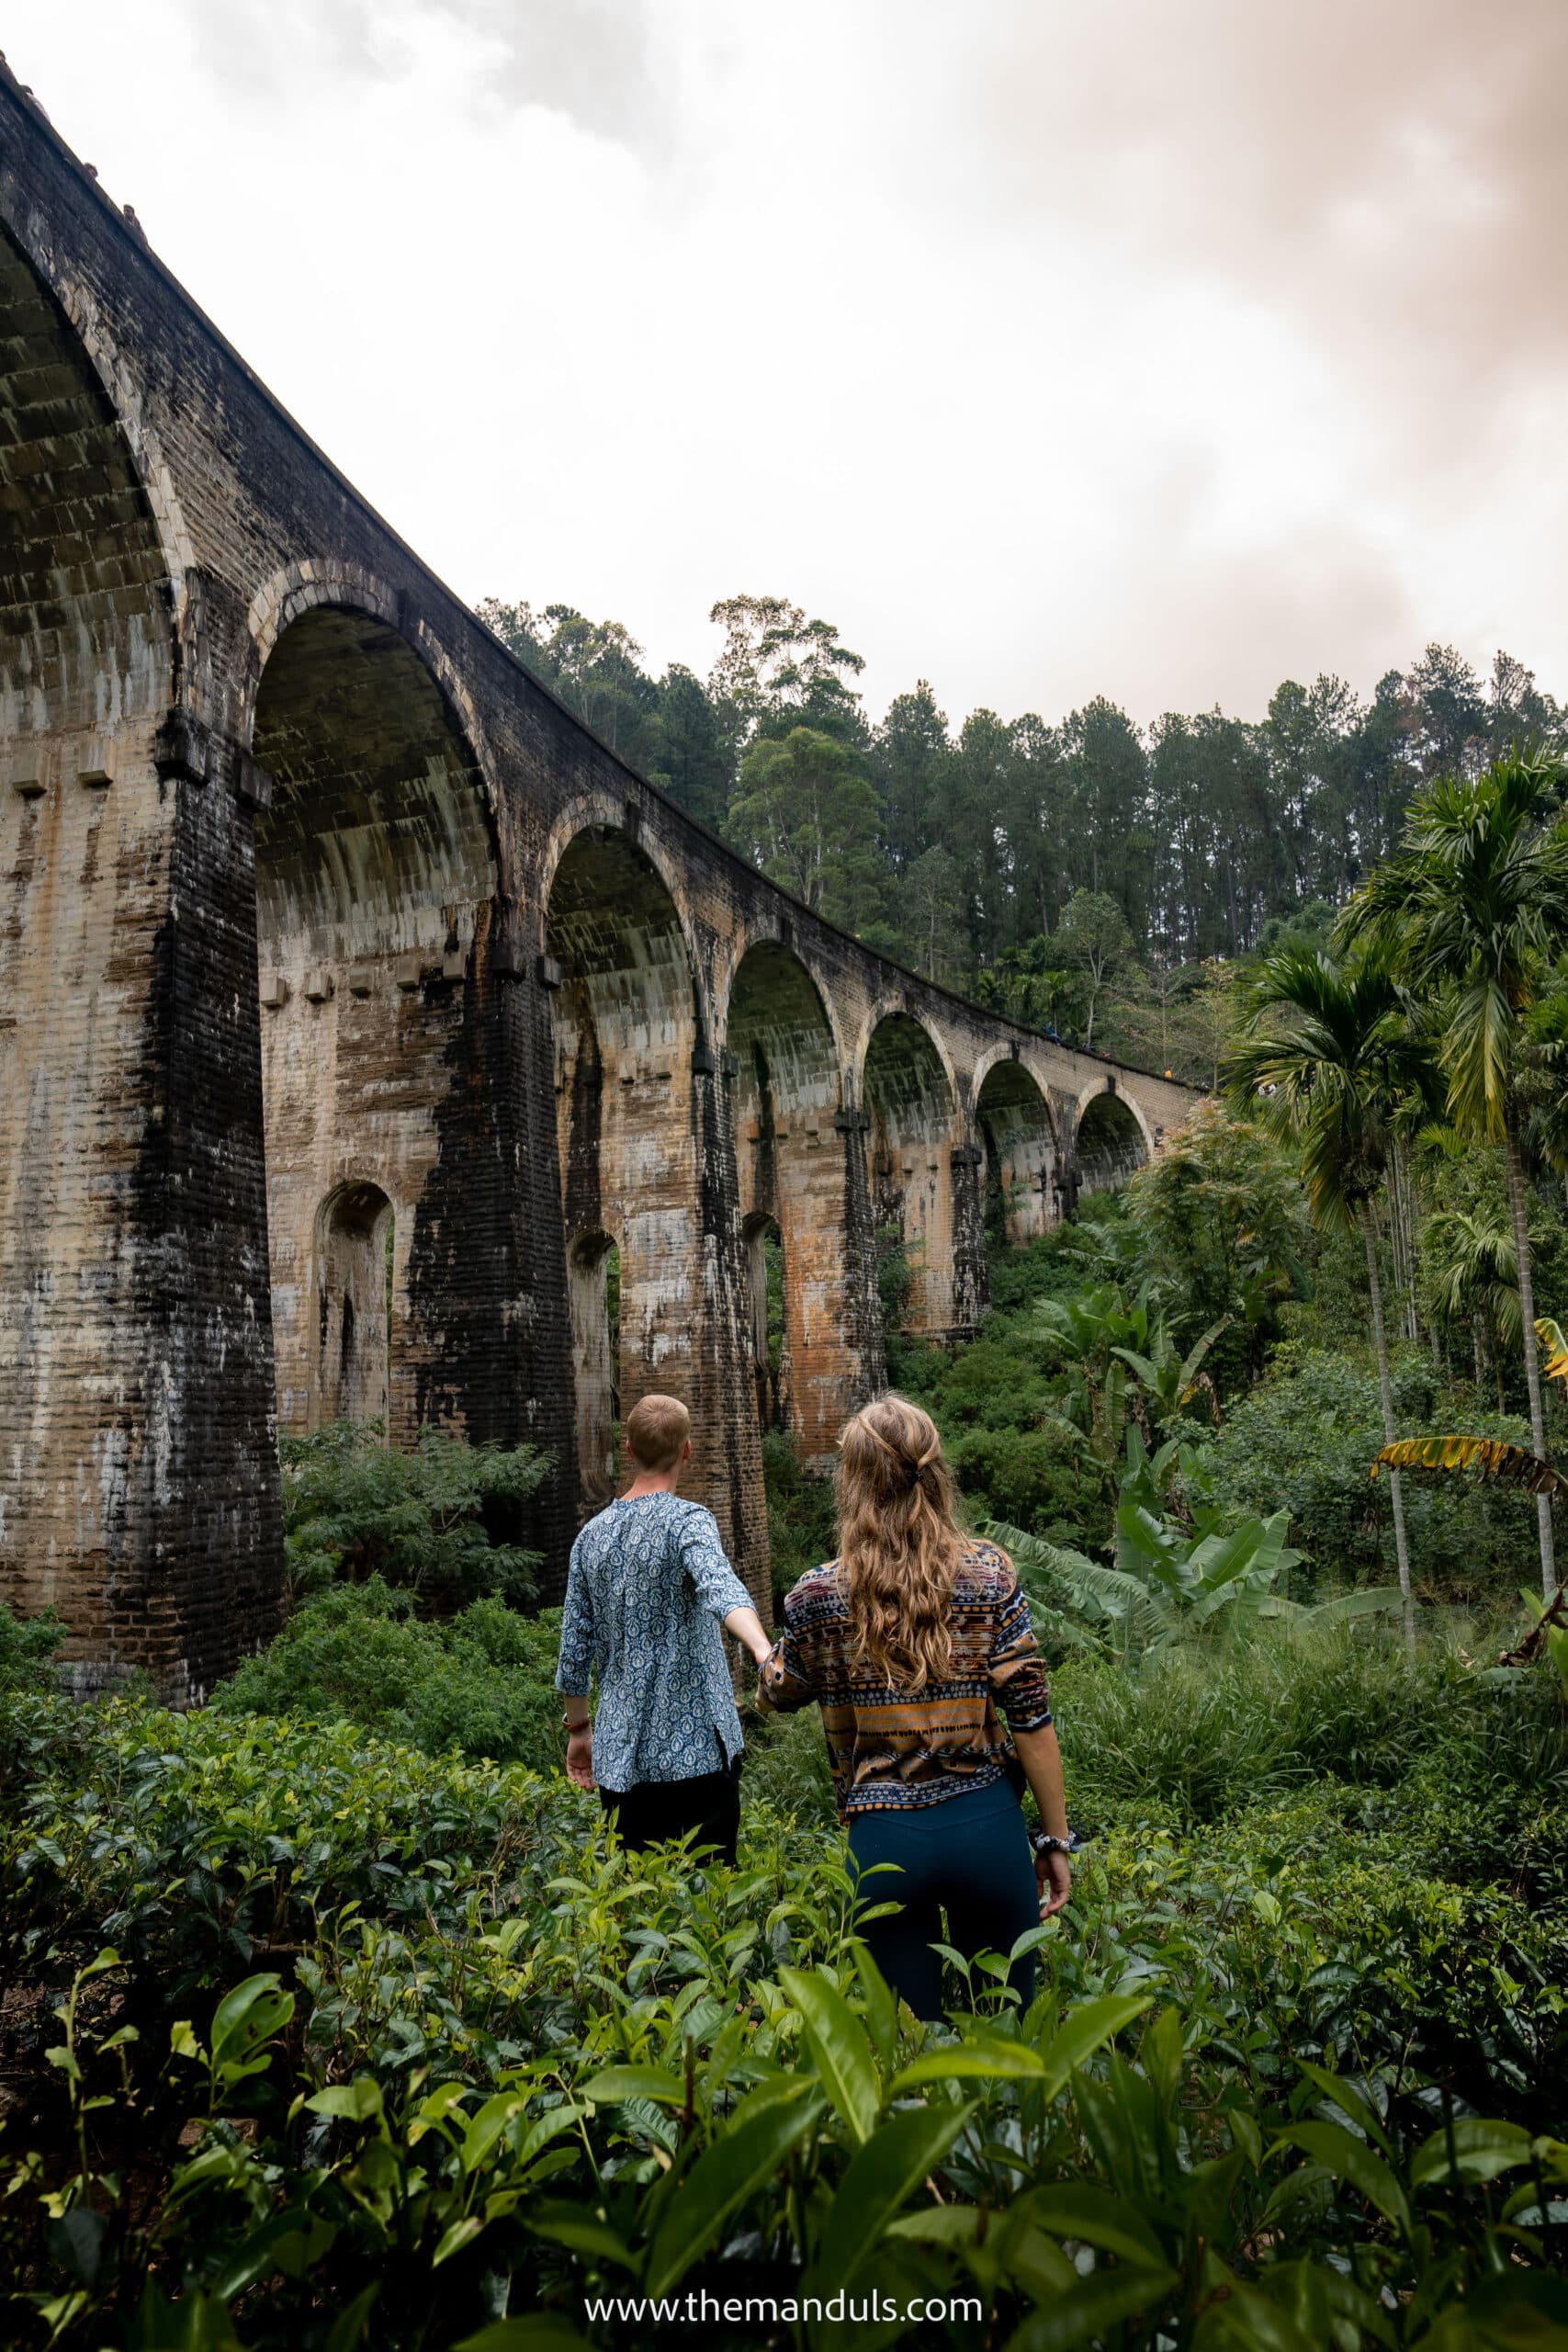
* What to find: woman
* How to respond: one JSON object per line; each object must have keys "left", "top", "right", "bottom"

{"left": 757, "top": 1396, "right": 1071, "bottom": 2021}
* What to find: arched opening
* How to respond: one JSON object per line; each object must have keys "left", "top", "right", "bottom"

{"left": 315, "top": 1182, "right": 393, "bottom": 1428}
{"left": 727, "top": 942, "right": 844, "bottom": 1452}
{"left": 743, "top": 1212, "right": 788, "bottom": 1430}
{"left": 547, "top": 827, "right": 695, "bottom": 1458}
{"left": 863, "top": 1012, "right": 956, "bottom": 1332}
{"left": 0, "top": 228, "right": 172, "bottom": 744}
{"left": 1076, "top": 1086, "right": 1150, "bottom": 1198}
{"left": 252, "top": 605, "right": 497, "bottom": 1439}
{"left": 976, "top": 1060, "right": 1057, "bottom": 1247}
{"left": 568, "top": 1229, "right": 620, "bottom": 1509}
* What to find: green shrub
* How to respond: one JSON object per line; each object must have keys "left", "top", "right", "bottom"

{"left": 2, "top": 1684, "right": 1563, "bottom": 2347}
{"left": 761, "top": 1428, "right": 838, "bottom": 1611}
{"left": 212, "top": 1579, "right": 564, "bottom": 1772}
{"left": 1192, "top": 1348, "right": 1539, "bottom": 1595}
{"left": 280, "top": 1419, "right": 550, "bottom": 1605}
{"left": 0, "top": 1600, "right": 62, "bottom": 1696}
{"left": 948, "top": 1423, "right": 1083, "bottom": 1533}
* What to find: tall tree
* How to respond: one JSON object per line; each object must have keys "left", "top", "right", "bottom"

{"left": 901, "top": 845, "right": 964, "bottom": 986}
{"left": 1348, "top": 749, "right": 1568, "bottom": 1598}
{"left": 1226, "top": 944, "right": 1435, "bottom": 1646}
{"left": 872, "top": 681, "right": 950, "bottom": 874}
{"left": 1055, "top": 889, "right": 1134, "bottom": 1051}
{"left": 726, "top": 726, "right": 885, "bottom": 933}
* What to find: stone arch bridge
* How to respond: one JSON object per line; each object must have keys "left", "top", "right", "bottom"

{"left": 0, "top": 75, "right": 1199, "bottom": 1699}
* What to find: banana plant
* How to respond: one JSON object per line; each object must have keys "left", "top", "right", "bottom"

{"left": 1111, "top": 1312, "right": 1232, "bottom": 1430}
{"left": 1371, "top": 1315, "right": 1568, "bottom": 1506}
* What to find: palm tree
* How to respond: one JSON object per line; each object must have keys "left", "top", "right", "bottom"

{"left": 1423, "top": 1204, "right": 1519, "bottom": 1409}
{"left": 1346, "top": 750, "right": 1568, "bottom": 1599}
{"left": 1226, "top": 943, "right": 1434, "bottom": 1649}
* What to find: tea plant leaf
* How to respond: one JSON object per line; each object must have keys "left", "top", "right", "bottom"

{"left": 1410, "top": 2118, "right": 1534, "bottom": 2188}
{"left": 891, "top": 2041, "right": 1045, "bottom": 2093}
{"left": 885, "top": 2205, "right": 984, "bottom": 2246}
{"left": 1038, "top": 1993, "right": 1154, "bottom": 2102}
{"left": 1274, "top": 2122, "right": 1411, "bottom": 2232}
{"left": 433, "top": 2217, "right": 486, "bottom": 2268}
{"left": 1022, "top": 2185, "right": 1167, "bottom": 2267}
{"left": 818, "top": 2101, "right": 976, "bottom": 2282}
{"left": 306, "top": 2079, "right": 384, "bottom": 2125}
{"left": 1293, "top": 2061, "right": 1393, "bottom": 2154}
{"left": 778, "top": 1965, "right": 881, "bottom": 2144}
{"left": 642, "top": 2081, "right": 822, "bottom": 2300}
{"left": 581, "top": 2066, "right": 689, "bottom": 2109}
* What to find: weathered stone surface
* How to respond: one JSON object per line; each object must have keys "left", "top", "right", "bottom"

{"left": 0, "top": 72, "right": 1200, "bottom": 1696}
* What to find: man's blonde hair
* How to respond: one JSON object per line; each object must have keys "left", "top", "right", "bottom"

{"left": 625, "top": 1393, "right": 692, "bottom": 1473}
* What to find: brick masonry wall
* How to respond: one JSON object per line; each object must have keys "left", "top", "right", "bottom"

{"left": 0, "top": 73, "right": 1200, "bottom": 1691}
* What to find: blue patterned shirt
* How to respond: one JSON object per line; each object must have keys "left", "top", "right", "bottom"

{"left": 554, "top": 1494, "right": 754, "bottom": 1791}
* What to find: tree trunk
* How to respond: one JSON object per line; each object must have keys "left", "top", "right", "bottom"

{"left": 1365, "top": 1207, "right": 1416, "bottom": 1653}
{"left": 1505, "top": 1114, "right": 1557, "bottom": 1599}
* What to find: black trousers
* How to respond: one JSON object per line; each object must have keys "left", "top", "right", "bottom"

{"left": 848, "top": 1774, "right": 1042, "bottom": 2022}
{"left": 598, "top": 1755, "right": 741, "bottom": 1866}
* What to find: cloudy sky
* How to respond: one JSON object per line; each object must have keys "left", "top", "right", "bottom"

{"left": 9, "top": 1, "right": 1565, "bottom": 725}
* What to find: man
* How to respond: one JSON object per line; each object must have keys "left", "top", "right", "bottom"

{"left": 555, "top": 1393, "right": 772, "bottom": 1865}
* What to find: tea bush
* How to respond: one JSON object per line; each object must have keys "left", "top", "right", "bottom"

{"left": 280, "top": 1422, "right": 551, "bottom": 1605}
{"left": 211, "top": 1580, "right": 564, "bottom": 1773}
{"left": 2, "top": 1671, "right": 1564, "bottom": 2348}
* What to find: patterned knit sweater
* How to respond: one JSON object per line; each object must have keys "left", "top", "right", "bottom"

{"left": 756, "top": 1540, "right": 1053, "bottom": 1817}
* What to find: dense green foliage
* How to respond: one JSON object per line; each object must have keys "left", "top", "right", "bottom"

{"left": 9, "top": 715, "right": 1568, "bottom": 2341}
{"left": 1, "top": 1660, "right": 1564, "bottom": 2350}
{"left": 280, "top": 1423, "right": 551, "bottom": 1607}
{"left": 213, "top": 1582, "right": 565, "bottom": 1774}
{"left": 478, "top": 593, "right": 1564, "bottom": 1080}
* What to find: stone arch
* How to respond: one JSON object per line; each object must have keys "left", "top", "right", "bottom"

{"left": 1075, "top": 1080, "right": 1152, "bottom": 1197}
{"left": 726, "top": 942, "right": 840, "bottom": 1169}
{"left": 0, "top": 226, "right": 175, "bottom": 746}
{"left": 252, "top": 602, "right": 498, "bottom": 971}
{"left": 863, "top": 1012, "right": 960, "bottom": 1332}
{"left": 546, "top": 822, "right": 698, "bottom": 1424}
{"left": 544, "top": 820, "right": 768, "bottom": 1605}
{"left": 728, "top": 941, "right": 876, "bottom": 1458}
{"left": 251, "top": 601, "right": 501, "bottom": 1440}
{"left": 242, "top": 562, "right": 493, "bottom": 786}
{"left": 976, "top": 1057, "right": 1058, "bottom": 1246}
{"left": 312, "top": 1180, "right": 394, "bottom": 1429}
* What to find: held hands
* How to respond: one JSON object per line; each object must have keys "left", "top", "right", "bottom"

{"left": 1036, "top": 1846, "right": 1072, "bottom": 1918}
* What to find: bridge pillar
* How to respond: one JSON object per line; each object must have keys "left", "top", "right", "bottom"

{"left": 548, "top": 830, "right": 769, "bottom": 1613}
{"left": 728, "top": 943, "right": 882, "bottom": 1463}
{"left": 1, "top": 701, "right": 284, "bottom": 1702}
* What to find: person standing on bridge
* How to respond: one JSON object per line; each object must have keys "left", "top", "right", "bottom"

{"left": 556, "top": 1393, "right": 773, "bottom": 1867}
{"left": 756, "top": 1395, "right": 1071, "bottom": 2020}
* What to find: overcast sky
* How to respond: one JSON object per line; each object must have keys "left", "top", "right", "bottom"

{"left": 9, "top": 1, "right": 1565, "bottom": 726}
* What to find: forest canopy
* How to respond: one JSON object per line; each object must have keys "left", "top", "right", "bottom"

{"left": 477, "top": 593, "right": 1563, "bottom": 1084}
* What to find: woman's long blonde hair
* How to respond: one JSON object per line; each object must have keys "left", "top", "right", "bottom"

{"left": 836, "top": 1394, "right": 966, "bottom": 1690}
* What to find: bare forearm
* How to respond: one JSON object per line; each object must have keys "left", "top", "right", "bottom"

{"left": 723, "top": 1603, "right": 773, "bottom": 1665}
{"left": 1011, "top": 1723, "right": 1069, "bottom": 1840}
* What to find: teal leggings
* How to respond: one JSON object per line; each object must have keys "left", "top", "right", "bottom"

{"left": 847, "top": 1775, "right": 1041, "bottom": 2022}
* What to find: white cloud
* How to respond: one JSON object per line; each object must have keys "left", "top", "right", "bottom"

{"left": 6, "top": 0, "right": 1563, "bottom": 726}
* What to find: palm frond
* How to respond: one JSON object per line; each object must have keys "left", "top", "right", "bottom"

{"left": 1537, "top": 1317, "right": 1568, "bottom": 1391}
{"left": 1371, "top": 1434, "right": 1564, "bottom": 1497}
